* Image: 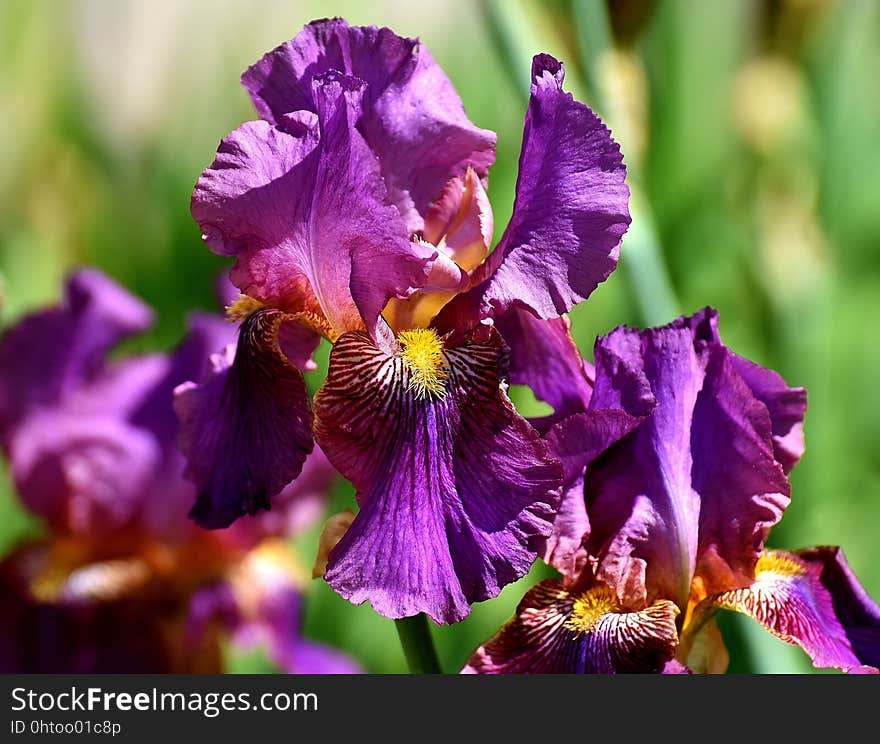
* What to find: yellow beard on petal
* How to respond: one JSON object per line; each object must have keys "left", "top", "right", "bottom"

{"left": 226, "top": 294, "right": 266, "bottom": 321}
{"left": 398, "top": 328, "right": 448, "bottom": 400}
{"left": 755, "top": 550, "right": 808, "bottom": 578}
{"left": 565, "top": 585, "right": 620, "bottom": 634}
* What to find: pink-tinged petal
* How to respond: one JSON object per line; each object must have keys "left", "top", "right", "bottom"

{"left": 708, "top": 550, "right": 878, "bottom": 673}
{"left": 423, "top": 167, "right": 494, "bottom": 273}
{"left": 174, "top": 309, "right": 313, "bottom": 529}
{"left": 662, "top": 660, "right": 692, "bottom": 673}
{"left": 438, "top": 54, "right": 630, "bottom": 329}
{"left": 463, "top": 579, "right": 679, "bottom": 674}
{"left": 241, "top": 19, "right": 496, "bottom": 231}
{"left": 0, "top": 269, "right": 153, "bottom": 446}
{"left": 313, "top": 327, "right": 561, "bottom": 624}
{"left": 192, "top": 73, "right": 434, "bottom": 339}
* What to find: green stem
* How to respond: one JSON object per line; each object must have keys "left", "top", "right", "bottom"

{"left": 395, "top": 614, "right": 442, "bottom": 674}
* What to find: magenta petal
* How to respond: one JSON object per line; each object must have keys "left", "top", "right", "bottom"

{"left": 439, "top": 54, "right": 630, "bottom": 329}
{"left": 584, "top": 310, "right": 802, "bottom": 607}
{"left": 709, "top": 549, "right": 879, "bottom": 673}
{"left": 0, "top": 269, "right": 153, "bottom": 446}
{"left": 242, "top": 18, "right": 496, "bottom": 230}
{"left": 314, "top": 328, "right": 561, "bottom": 624}
{"left": 192, "top": 74, "right": 433, "bottom": 339}
{"left": 174, "top": 309, "right": 313, "bottom": 529}
{"left": 463, "top": 579, "right": 679, "bottom": 674}
{"left": 796, "top": 547, "right": 880, "bottom": 670}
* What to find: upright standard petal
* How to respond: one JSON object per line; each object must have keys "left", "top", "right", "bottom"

{"left": 191, "top": 73, "right": 433, "bottom": 339}
{"left": 438, "top": 54, "right": 630, "bottom": 329}
{"left": 706, "top": 549, "right": 879, "bottom": 673}
{"left": 241, "top": 18, "right": 496, "bottom": 230}
{"left": 583, "top": 310, "right": 802, "bottom": 608}
{"left": 0, "top": 269, "right": 153, "bottom": 446}
{"left": 539, "top": 348, "right": 655, "bottom": 578}
{"left": 463, "top": 579, "right": 679, "bottom": 674}
{"left": 174, "top": 309, "right": 313, "bottom": 529}
{"left": 314, "top": 327, "right": 561, "bottom": 624}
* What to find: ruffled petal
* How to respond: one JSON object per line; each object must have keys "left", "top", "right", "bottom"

{"left": 192, "top": 73, "right": 434, "bottom": 339}
{"left": 241, "top": 18, "right": 496, "bottom": 231}
{"left": 707, "top": 549, "right": 879, "bottom": 673}
{"left": 462, "top": 579, "right": 679, "bottom": 673}
{"left": 174, "top": 309, "right": 313, "bottom": 529}
{"left": 313, "top": 327, "right": 561, "bottom": 624}
{"left": 682, "top": 308, "right": 807, "bottom": 473}
{"left": 584, "top": 310, "right": 801, "bottom": 608}
{"left": 0, "top": 269, "right": 153, "bottom": 446}
{"left": 438, "top": 54, "right": 630, "bottom": 329}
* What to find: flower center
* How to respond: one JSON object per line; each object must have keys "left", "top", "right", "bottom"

{"left": 398, "top": 328, "right": 448, "bottom": 400}
{"left": 566, "top": 585, "right": 620, "bottom": 634}
{"left": 226, "top": 294, "right": 265, "bottom": 321}
{"left": 755, "top": 550, "right": 807, "bottom": 578}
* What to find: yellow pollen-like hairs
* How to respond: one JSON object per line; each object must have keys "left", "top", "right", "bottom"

{"left": 225, "top": 294, "right": 265, "bottom": 322}
{"left": 565, "top": 584, "right": 620, "bottom": 634}
{"left": 398, "top": 328, "right": 449, "bottom": 399}
{"left": 755, "top": 550, "right": 808, "bottom": 579}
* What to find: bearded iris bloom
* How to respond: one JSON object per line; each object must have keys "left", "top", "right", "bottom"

{"left": 464, "top": 309, "right": 880, "bottom": 673}
{"left": 0, "top": 270, "right": 356, "bottom": 673}
{"left": 182, "top": 19, "right": 631, "bottom": 624}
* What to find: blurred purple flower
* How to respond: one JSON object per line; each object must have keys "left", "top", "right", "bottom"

{"left": 182, "top": 19, "right": 630, "bottom": 625}
{"left": 464, "top": 309, "right": 880, "bottom": 674}
{"left": 0, "top": 269, "right": 356, "bottom": 673}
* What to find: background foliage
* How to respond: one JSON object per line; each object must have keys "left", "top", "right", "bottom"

{"left": 1, "top": 0, "right": 878, "bottom": 673}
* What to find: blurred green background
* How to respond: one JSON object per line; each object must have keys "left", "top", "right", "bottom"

{"left": 1, "top": 0, "right": 878, "bottom": 673}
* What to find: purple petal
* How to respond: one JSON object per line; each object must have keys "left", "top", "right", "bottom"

{"left": 584, "top": 310, "right": 802, "bottom": 607}
{"left": 241, "top": 18, "right": 496, "bottom": 230}
{"left": 662, "top": 659, "right": 692, "bottom": 674}
{"left": 314, "top": 327, "right": 561, "bottom": 624}
{"left": 10, "top": 410, "right": 160, "bottom": 534}
{"left": 192, "top": 74, "right": 433, "bottom": 339}
{"left": 174, "top": 309, "right": 313, "bottom": 529}
{"left": 463, "top": 579, "right": 679, "bottom": 673}
{"left": 691, "top": 347, "right": 791, "bottom": 595}
{"left": 438, "top": 54, "right": 630, "bottom": 329}
{"left": 682, "top": 308, "right": 807, "bottom": 473}
{"left": 708, "top": 549, "right": 879, "bottom": 673}
{"left": 492, "top": 310, "right": 594, "bottom": 427}
{"left": 0, "top": 269, "right": 153, "bottom": 446}
{"left": 186, "top": 542, "right": 361, "bottom": 674}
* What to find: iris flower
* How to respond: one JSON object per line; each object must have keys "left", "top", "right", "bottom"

{"left": 183, "top": 19, "right": 631, "bottom": 624}
{"left": 464, "top": 309, "right": 880, "bottom": 673}
{"left": 0, "top": 270, "right": 356, "bottom": 673}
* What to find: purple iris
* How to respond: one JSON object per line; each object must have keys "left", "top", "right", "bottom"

{"left": 464, "top": 309, "right": 880, "bottom": 674}
{"left": 0, "top": 269, "right": 357, "bottom": 673}
{"left": 183, "top": 19, "right": 631, "bottom": 624}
